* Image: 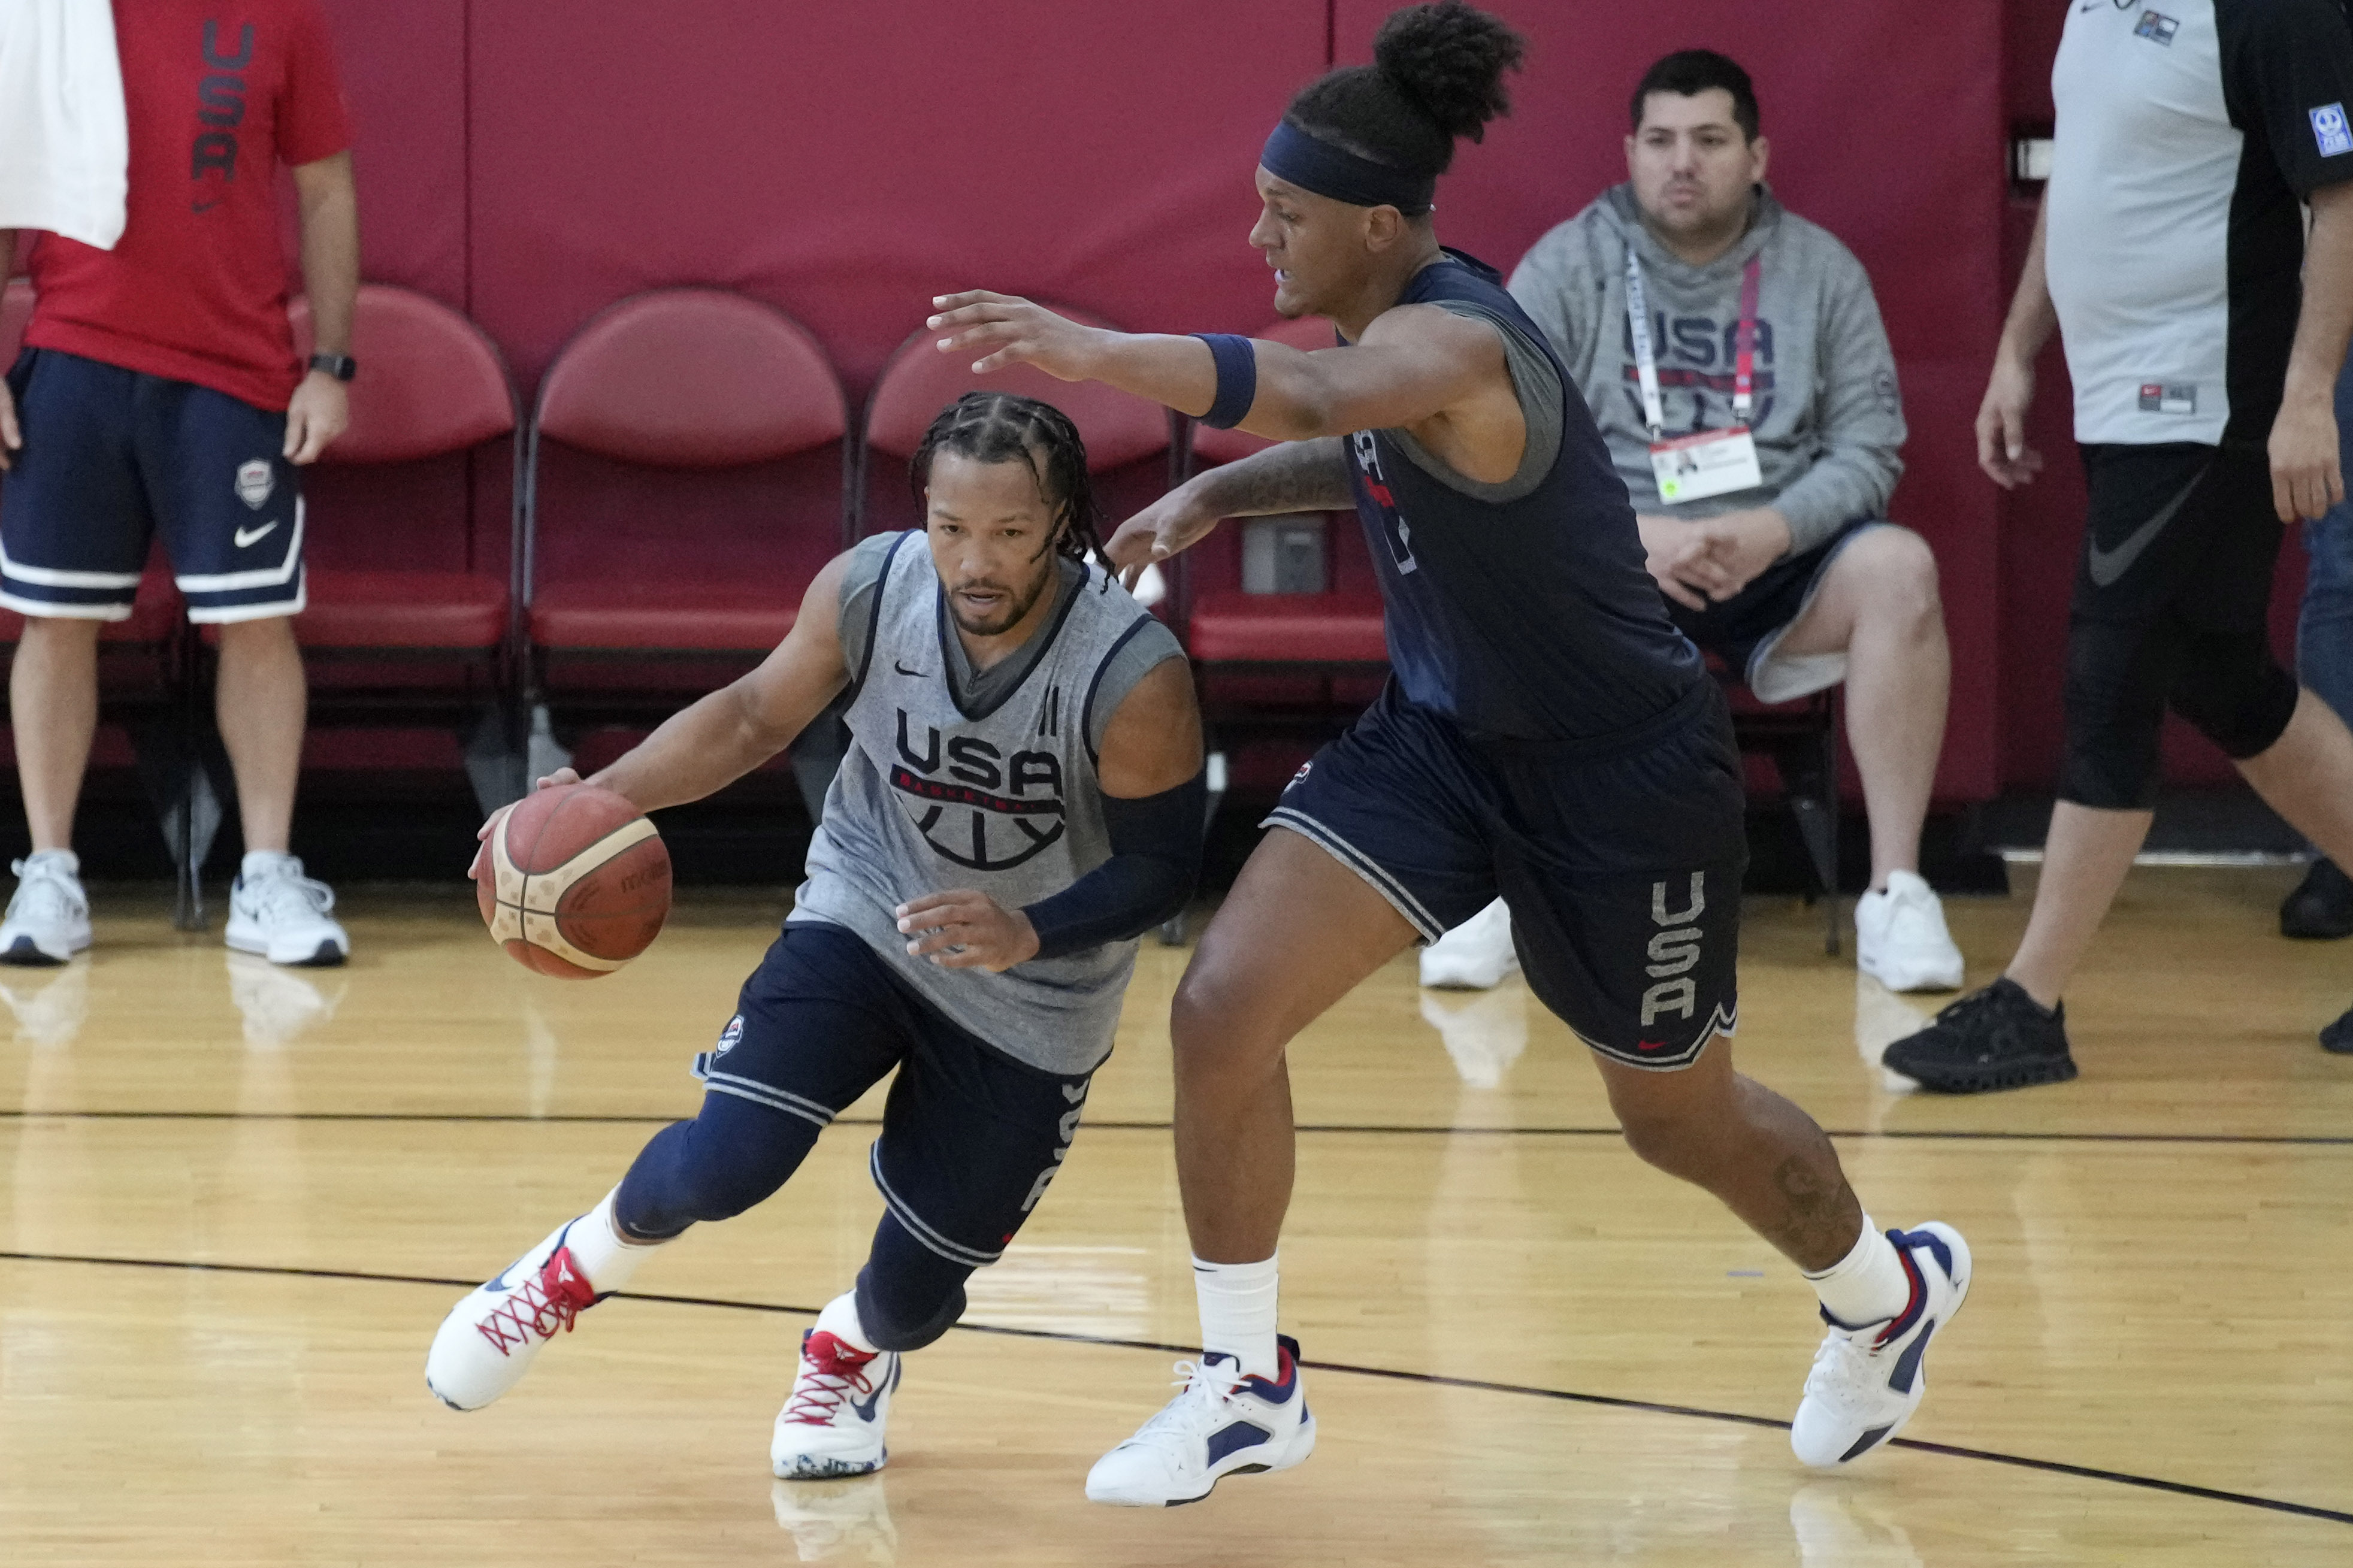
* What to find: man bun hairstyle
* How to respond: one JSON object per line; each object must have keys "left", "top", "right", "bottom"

{"left": 1632, "top": 49, "right": 1760, "bottom": 143}
{"left": 1285, "top": 1, "right": 1526, "bottom": 183}
{"left": 909, "top": 391, "right": 1106, "bottom": 569}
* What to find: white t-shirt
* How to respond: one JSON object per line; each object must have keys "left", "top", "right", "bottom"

{"left": 2046, "top": 0, "right": 2353, "bottom": 446}
{"left": 0, "top": 0, "right": 128, "bottom": 250}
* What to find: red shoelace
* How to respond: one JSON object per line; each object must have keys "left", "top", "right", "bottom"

{"left": 782, "top": 1332, "right": 882, "bottom": 1425}
{"left": 474, "top": 1246, "right": 600, "bottom": 1355}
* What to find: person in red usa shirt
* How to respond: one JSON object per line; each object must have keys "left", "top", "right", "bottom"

{"left": 0, "top": 0, "right": 358, "bottom": 968}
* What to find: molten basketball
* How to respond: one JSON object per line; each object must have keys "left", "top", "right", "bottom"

{"left": 477, "top": 783, "right": 672, "bottom": 977}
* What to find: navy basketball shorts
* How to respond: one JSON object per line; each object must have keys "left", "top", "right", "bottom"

{"left": 0, "top": 348, "right": 306, "bottom": 623}
{"left": 1670, "top": 518, "right": 1885, "bottom": 703}
{"left": 691, "top": 921, "right": 1093, "bottom": 1269}
{"left": 1268, "top": 680, "right": 1748, "bottom": 1070}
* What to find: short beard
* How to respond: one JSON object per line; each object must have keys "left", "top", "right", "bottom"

{"left": 946, "top": 548, "right": 1058, "bottom": 638}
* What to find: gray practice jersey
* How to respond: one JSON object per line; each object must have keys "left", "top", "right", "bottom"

{"left": 790, "top": 531, "right": 1184, "bottom": 1076}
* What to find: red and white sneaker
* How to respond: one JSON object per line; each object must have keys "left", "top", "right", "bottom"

{"left": 772, "top": 1328, "right": 902, "bottom": 1479}
{"left": 424, "top": 1217, "right": 604, "bottom": 1410}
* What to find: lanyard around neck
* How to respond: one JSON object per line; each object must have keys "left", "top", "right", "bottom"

{"left": 1625, "top": 249, "right": 1762, "bottom": 439}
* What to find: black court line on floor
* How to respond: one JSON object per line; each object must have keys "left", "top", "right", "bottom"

{"left": 2, "top": 1109, "right": 2350, "bottom": 1146}
{"left": 1, "top": 1248, "right": 2346, "bottom": 1529}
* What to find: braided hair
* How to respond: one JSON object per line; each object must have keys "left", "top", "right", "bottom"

{"left": 1284, "top": 1, "right": 1525, "bottom": 184}
{"left": 908, "top": 391, "right": 1108, "bottom": 570}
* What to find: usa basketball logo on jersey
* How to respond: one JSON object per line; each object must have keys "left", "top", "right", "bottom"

{"left": 888, "top": 710, "right": 1068, "bottom": 871}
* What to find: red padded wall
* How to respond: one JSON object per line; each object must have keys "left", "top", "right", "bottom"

{"left": 464, "top": 2, "right": 1328, "bottom": 401}
{"left": 1333, "top": 0, "right": 2008, "bottom": 803}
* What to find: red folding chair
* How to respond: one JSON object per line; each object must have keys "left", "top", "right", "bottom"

{"left": 525, "top": 289, "right": 850, "bottom": 732}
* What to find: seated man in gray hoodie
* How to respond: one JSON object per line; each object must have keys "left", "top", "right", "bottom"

{"left": 1421, "top": 48, "right": 1963, "bottom": 995}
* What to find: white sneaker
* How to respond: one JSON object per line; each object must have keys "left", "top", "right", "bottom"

{"left": 1419, "top": 898, "right": 1517, "bottom": 990}
{"left": 0, "top": 853, "right": 91, "bottom": 967}
{"left": 424, "top": 1216, "right": 606, "bottom": 1410}
{"left": 772, "top": 1327, "right": 902, "bottom": 1479}
{"left": 1791, "top": 1223, "right": 1971, "bottom": 1467}
{"left": 225, "top": 855, "right": 350, "bottom": 967}
{"left": 1854, "top": 871, "right": 1963, "bottom": 992}
{"left": 1085, "top": 1334, "right": 1315, "bottom": 1506}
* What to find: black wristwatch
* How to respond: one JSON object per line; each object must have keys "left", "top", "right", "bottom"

{"left": 308, "top": 352, "right": 358, "bottom": 382}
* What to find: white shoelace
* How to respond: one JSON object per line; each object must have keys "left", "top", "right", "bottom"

{"left": 7, "top": 858, "right": 85, "bottom": 923}
{"left": 1802, "top": 1324, "right": 1886, "bottom": 1413}
{"left": 1129, "top": 1359, "right": 1238, "bottom": 1445}
{"left": 240, "top": 866, "right": 336, "bottom": 925}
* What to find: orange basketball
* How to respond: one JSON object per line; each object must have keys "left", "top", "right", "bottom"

{"left": 477, "top": 783, "right": 672, "bottom": 978}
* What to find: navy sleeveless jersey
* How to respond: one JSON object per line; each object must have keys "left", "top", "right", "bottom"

{"left": 1342, "top": 250, "right": 1705, "bottom": 740}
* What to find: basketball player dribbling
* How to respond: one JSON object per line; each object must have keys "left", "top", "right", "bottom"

{"left": 927, "top": 1, "right": 1971, "bottom": 1505}
{"left": 424, "top": 393, "right": 1205, "bottom": 1481}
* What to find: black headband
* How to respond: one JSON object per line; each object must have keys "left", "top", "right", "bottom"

{"left": 1260, "top": 119, "right": 1435, "bottom": 216}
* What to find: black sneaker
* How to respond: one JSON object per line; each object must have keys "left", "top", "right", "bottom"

{"left": 2281, "top": 858, "right": 2353, "bottom": 940}
{"left": 2322, "top": 1007, "right": 2353, "bottom": 1055}
{"left": 1882, "top": 978, "right": 2077, "bottom": 1094}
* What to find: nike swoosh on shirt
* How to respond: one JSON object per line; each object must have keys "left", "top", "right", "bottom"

{"left": 2085, "top": 468, "right": 2205, "bottom": 588}
{"left": 233, "top": 522, "right": 279, "bottom": 549}
{"left": 894, "top": 659, "right": 925, "bottom": 677}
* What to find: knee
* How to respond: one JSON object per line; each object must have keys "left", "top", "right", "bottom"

{"left": 616, "top": 1109, "right": 810, "bottom": 1235}
{"left": 214, "top": 615, "right": 299, "bottom": 656}
{"left": 1617, "top": 1103, "right": 1708, "bottom": 1180}
{"left": 854, "top": 1218, "right": 972, "bottom": 1353}
{"left": 2060, "top": 620, "right": 2169, "bottom": 809}
{"left": 2170, "top": 640, "right": 2298, "bottom": 760}
{"left": 16, "top": 615, "right": 104, "bottom": 653}
{"left": 1849, "top": 528, "right": 1942, "bottom": 626}
{"left": 1170, "top": 959, "right": 1280, "bottom": 1073}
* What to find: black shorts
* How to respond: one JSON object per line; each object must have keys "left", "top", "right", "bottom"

{"left": 0, "top": 349, "right": 306, "bottom": 623}
{"left": 691, "top": 922, "right": 1091, "bottom": 1268}
{"left": 1268, "top": 680, "right": 1747, "bottom": 1070}
{"left": 1670, "top": 518, "right": 1880, "bottom": 701}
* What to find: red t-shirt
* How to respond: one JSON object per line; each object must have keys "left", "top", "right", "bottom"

{"left": 24, "top": 0, "right": 351, "bottom": 412}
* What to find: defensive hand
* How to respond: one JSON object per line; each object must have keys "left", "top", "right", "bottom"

{"left": 1105, "top": 485, "right": 1223, "bottom": 589}
{"left": 1975, "top": 353, "right": 2043, "bottom": 489}
{"left": 2269, "top": 395, "right": 2345, "bottom": 523}
{"left": 927, "top": 291, "right": 1106, "bottom": 380}
{"left": 895, "top": 889, "right": 1041, "bottom": 972}
{"left": 283, "top": 370, "right": 349, "bottom": 465}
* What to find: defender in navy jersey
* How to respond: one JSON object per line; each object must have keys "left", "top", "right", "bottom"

{"left": 424, "top": 393, "right": 1204, "bottom": 1482}
{"left": 931, "top": 1, "right": 1970, "bottom": 1503}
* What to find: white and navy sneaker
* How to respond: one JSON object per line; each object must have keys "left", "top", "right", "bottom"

{"left": 424, "top": 1216, "right": 605, "bottom": 1410}
{"left": 225, "top": 855, "right": 349, "bottom": 967}
{"left": 1086, "top": 1334, "right": 1315, "bottom": 1506}
{"left": 0, "top": 853, "right": 91, "bottom": 967}
{"left": 1791, "top": 1224, "right": 1971, "bottom": 1467}
{"left": 772, "top": 1329, "right": 902, "bottom": 1479}
{"left": 1419, "top": 899, "right": 1517, "bottom": 990}
{"left": 1855, "top": 872, "right": 1964, "bottom": 993}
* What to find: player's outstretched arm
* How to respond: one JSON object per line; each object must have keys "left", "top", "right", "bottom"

{"left": 897, "top": 658, "right": 1208, "bottom": 972}
{"left": 583, "top": 552, "right": 855, "bottom": 813}
{"left": 926, "top": 290, "right": 1501, "bottom": 444}
{"left": 1104, "top": 437, "right": 1352, "bottom": 583}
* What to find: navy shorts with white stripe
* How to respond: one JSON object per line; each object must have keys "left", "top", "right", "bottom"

{"left": 0, "top": 349, "right": 306, "bottom": 624}
{"left": 689, "top": 921, "right": 1092, "bottom": 1269}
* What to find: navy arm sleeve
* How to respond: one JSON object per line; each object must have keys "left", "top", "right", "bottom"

{"left": 2221, "top": 0, "right": 2353, "bottom": 196}
{"left": 1021, "top": 770, "right": 1206, "bottom": 961}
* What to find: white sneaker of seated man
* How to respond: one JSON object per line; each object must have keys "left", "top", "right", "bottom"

{"left": 1853, "top": 870, "right": 1964, "bottom": 993}
{"left": 0, "top": 852, "right": 92, "bottom": 967}
{"left": 1417, "top": 899, "right": 1517, "bottom": 990}
{"left": 1087, "top": 1334, "right": 1315, "bottom": 1506}
{"left": 225, "top": 852, "right": 350, "bottom": 967}
{"left": 772, "top": 1294, "right": 902, "bottom": 1480}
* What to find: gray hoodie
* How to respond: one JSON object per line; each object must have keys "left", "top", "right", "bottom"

{"left": 1506, "top": 183, "right": 1904, "bottom": 558}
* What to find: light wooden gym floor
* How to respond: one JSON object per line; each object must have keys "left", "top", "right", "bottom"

{"left": 1, "top": 863, "right": 2348, "bottom": 1566}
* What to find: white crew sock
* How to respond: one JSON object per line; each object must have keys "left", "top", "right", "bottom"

{"left": 239, "top": 849, "right": 298, "bottom": 881}
{"left": 562, "top": 1187, "right": 663, "bottom": 1294}
{"left": 1193, "top": 1252, "right": 1280, "bottom": 1379}
{"left": 1804, "top": 1215, "right": 1913, "bottom": 1327}
{"left": 814, "top": 1289, "right": 881, "bottom": 1355}
{"left": 21, "top": 849, "right": 78, "bottom": 876}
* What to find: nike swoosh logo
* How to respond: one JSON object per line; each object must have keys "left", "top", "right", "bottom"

{"left": 894, "top": 660, "right": 924, "bottom": 677}
{"left": 2085, "top": 468, "right": 2204, "bottom": 588}
{"left": 234, "top": 522, "right": 279, "bottom": 549}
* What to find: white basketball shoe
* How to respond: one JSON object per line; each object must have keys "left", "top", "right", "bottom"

{"left": 225, "top": 854, "right": 350, "bottom": 967}
{"left": 1086, "top": 1334, "right": 1315, "bottom": 1506}
{"left": 1791, "top": 1223, "right": 1971, "bottom": 1467}
{"left": 1854, "top": 871, "right": 1964, "bottom": 993}
{"left": 1419, "top": 899, "right": 1517, "bottom": 990}
{"left": 772, "top": 1325, "right": 902, "bottom": 1479}
{"left": 425, "top": 1215, "right": 606, "bottom": 1410}
{"left": 0, "top": 853, "right": 91, "bottom": 967}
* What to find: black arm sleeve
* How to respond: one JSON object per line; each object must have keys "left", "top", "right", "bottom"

{"left": 1021, "top": 770, "right": 1207, "bottom": 961}
{"left": 2221, "top": 0, "right": 2353, "bottom": 196}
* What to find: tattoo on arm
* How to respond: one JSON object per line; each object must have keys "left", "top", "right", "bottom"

{"left": 1191, "top": 436, "right": 1353, "bottom": 518}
